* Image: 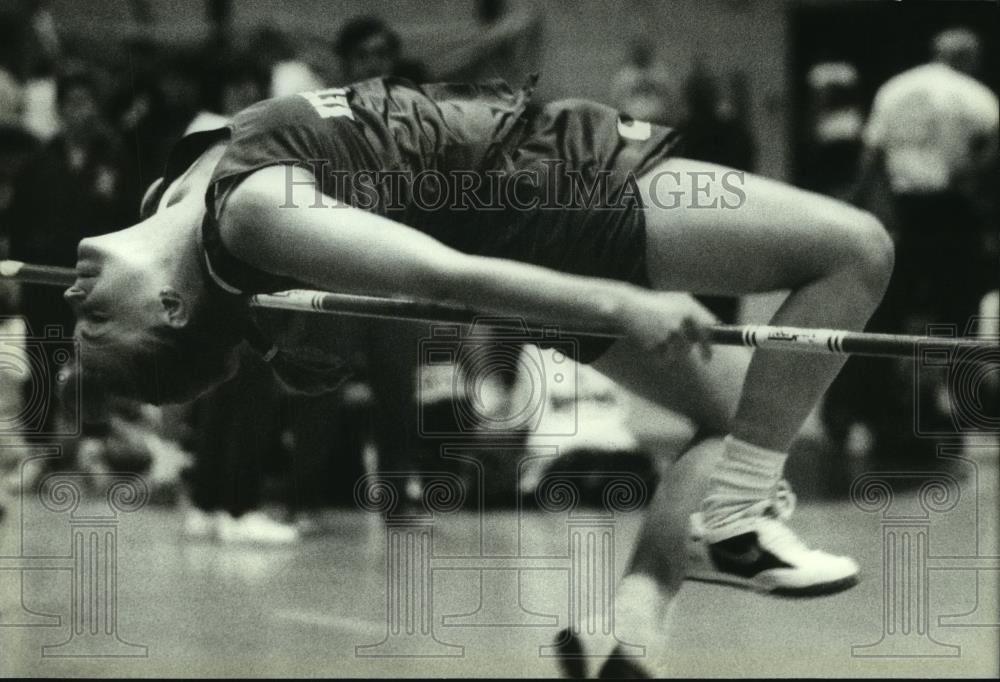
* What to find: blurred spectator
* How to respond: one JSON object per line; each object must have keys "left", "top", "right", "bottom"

{"left": 476, "top": 0, "right": 507, "bottom": 25}
{"left": 680, "top": 59, "right": 756, "bottom": 171}
{"left": 860, "top": 28, "right": 997, "bottom": 209}
{"left": 113, "top": 44, "right": 204, "bottom": 195}
{"left": 8, "top": 68, "right": 134, "bottom": 444}
{"left": 800, "top": 61, "right": 864, "bottom": 198}
{"left": 430, "top": 0, "right": 542, "bottom": 85}
{"left": 1, "top": 161, "right": 32, "bottom": 493}
{"left": 0, "top": 67, "right": 24, "bottom": 125}
{"left": 611, "top": 39, "right": 684, "bottom": 127}
{"left": 1, "top": 12, "right": 37, "bottom": 495}
{"left": 334, "top": 16, "right": 428, "bottom": 83}
{"left": 0, "top": 312, "right": 31, "bottom": 494}
{"left": 269, "top": 58, "right": 326, "bottom": 98}
{"left": 73, "top": 399, "right": 193, "bottom": 504}
{"left": 0, "top": 0, "right": 61, "bottom": 141}
{"left": 0, "top": 6, "right": 28, "bottom": 79}
{"left": 27, "top": 1, "right": 60, "bottom": 68}
{"left": 0, "top": 119, "right": 37, "bottom": 471}
{"left": 0, "top": 65, "right": 135, "bottom": 491}
{"left": 217, "top": 58, "right": 267, "bottom": 117}
{"left": 110, "top": 36, "right": 159, "bottom": 159}
{"left": 184, "top": 345, "right": 299, "bottom": 544}
{"left": 866, "top": 29, "right": 997, "bottom": 345}
{"left": 0, "top": 114, "right": 37, "bottom": 229}
{"left": 260, "top": 310, "right": 371, "bottom": 527}
{"left": 237, "top": 26, "right": 325, "bottom": 99}
{"left": 828, "top": 27, "right": 998, "bottom": 466}
{"left": 678, "top": 60, "right": 756, "bottom": 323}
{"left": 10, "top": 68, "right": 134, "bottom": 269}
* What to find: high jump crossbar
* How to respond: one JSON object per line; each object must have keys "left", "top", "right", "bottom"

{"left": 2, "top": 259, "right": 996, "bottom": 361}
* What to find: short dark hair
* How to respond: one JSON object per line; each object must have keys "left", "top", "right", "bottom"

{"left": 334, "top": 16, "right": 401, "bottom": 61}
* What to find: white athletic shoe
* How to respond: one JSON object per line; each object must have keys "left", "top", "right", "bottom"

{"left": 688, "top": 482, "right": 859, "bottom": 596}
{"left": 216, "top": 511, "right": 300, "bottom": 545}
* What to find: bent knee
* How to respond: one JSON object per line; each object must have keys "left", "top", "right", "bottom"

{"left": 852, "top": 211, "right": 895, "bottom": 293}
{"left": 830, "top": 210, "right": 894, "bottom": 295}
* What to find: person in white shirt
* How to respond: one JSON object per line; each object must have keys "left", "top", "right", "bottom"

{"left": 611, "top": 40, "right": 685, "bottom": 128}
{"left": 851, "top": 27, "right": 998, "bottom": 462}
{"left": 862, "top": 28, "right": 997, "bottom": 199}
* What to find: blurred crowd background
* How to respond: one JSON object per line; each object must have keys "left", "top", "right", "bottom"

{"left": 0, "top": 0, "right": 996, "bottom": 544}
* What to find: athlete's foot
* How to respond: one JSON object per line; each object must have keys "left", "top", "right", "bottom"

{"left": 551, "top": 630, "right": 654, "bottom": 679}
{"left": 551, "top": 628, "right": 587, "bottom": 679}
{"left": 598, "top": 646, "right": 653, "bottom": 679}
{"left": 688, "top": 484, "right": 859, "bottom": 596}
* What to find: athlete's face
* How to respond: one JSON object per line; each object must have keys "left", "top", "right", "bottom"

{"left": 63, "top": 197, "right": 205, "bottom": 352}
{"left": 65, "top": 141, "right": 222, "bottom": 352}
{"left": 64, "top": 231, "right": 164, "bottom": 350}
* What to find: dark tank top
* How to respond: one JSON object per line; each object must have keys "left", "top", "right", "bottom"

{"left": 200, "top": 77, "right": 536, "bottom": 294}
{"left": 187, "top": 76, "right": 681, "bottom": 304}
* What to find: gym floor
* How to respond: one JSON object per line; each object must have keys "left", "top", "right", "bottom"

{"left": 1, "top": 441, "right": 997, "bottom": 678}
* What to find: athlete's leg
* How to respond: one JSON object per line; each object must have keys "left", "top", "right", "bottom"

{"left": 565, "top": 160, "right": 890, "bottom": 674}
{"left": 639, "top": 157, "right": 893, "bottom": 453}
{"left": 639, "top": 159, "right": 893, "bottom": 451}
{"left": 553, "top": 315, "right": 748, "bottom": 675}
{"left": 635, "top": 157, "right": 891, "bottom": 588}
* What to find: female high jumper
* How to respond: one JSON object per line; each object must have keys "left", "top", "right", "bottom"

{"left": 64, "top": 76, "right": 893, "bottom": 675}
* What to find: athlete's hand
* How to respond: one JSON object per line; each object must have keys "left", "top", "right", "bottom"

{"left": 617, "top": 290, "right": 715, "bottom": 362}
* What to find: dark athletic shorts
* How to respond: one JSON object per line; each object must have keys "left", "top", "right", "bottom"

{"left": 462, "top": 98, "right": 681, "bottom": 363}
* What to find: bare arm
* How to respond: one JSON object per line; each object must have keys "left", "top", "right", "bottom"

{"left": 218, "top": 165, "right": 714, "bottom": 356}
{"left": 219, "top": 166, "right": 629, "bottom": 326}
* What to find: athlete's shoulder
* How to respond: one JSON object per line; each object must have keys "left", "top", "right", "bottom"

{"left": 220, "top": 88, "right": 364, "bottom": 144}
{"left": 231, "top": 91, "right": 327, "bottom": 124}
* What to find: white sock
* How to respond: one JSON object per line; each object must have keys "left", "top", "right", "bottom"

{"left": 614, "top": 574, "right": 673, "bottom": 673}
{"left": 565, "top": 573, "right": 665, "bottom": 677}
{"left": 700, "top": 435, "right": 787, "bottom": 540}
{"left": 614, "top": 574, "right": 663, "bottom": 651}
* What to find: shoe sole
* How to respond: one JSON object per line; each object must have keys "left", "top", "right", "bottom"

{"left": 685, "top": 568, "right": 859, "bottom": 597}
